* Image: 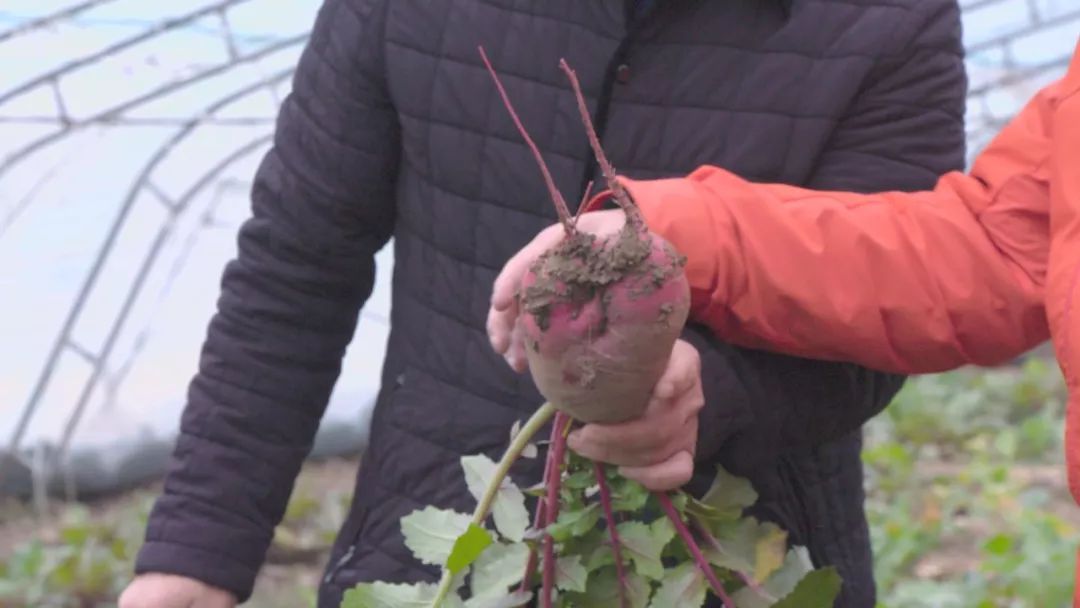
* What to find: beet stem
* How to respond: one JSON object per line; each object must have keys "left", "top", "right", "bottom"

{"left": 655, "top": 492, "right": 735, "bottom": 608}
{"left": 572, "top": 179, "right": 594, "bottom": 224}
{"left": 429, "top": 402, "right": 557, "bottom": 607}
{"left": 517, "top": 501, "right": 545, "bottom": 593}
{"left": 557, "top": 58, "right": 644, "bottom": 230}
{"left": 478, "top": 46, "right": 574, "bottom": 234}
{"left": 594, "top": 463, "right": 630, "bottom": 608}
{"left": 518, "top": 421, "right": 561, "bottom": 593}
{"left": 541, "top": 412, "right": 572, "bottom": 608}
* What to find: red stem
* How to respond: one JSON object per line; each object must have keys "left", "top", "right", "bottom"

{"left": 519, "top": 423, "right": 560, "bottom": 594}
{"left": 594, "top": 463, "right": 629, "bottom": 608}
{"left": 655, "top": 492, "right": 735, "bottom": 608}
{"left": 478, "top": 46, "right": 574, "bottom": 234}
{"left": 692, "top": 518, "right": 775, "bottom": 602}
{"left": 573, "top": 179, "right": 594, "bottom": 224}
{"left": 557, "top": 58, "right": 644, "bottom": 230}
{"left": 541, "top": 413, "right": 572, "bottom": 608}
{"left": 518, "top": 499, "right": 545, "bottom": 593}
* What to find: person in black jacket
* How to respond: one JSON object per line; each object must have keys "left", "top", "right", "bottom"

{"left": 118, "top": 1, "right": 968, "bottom": 606}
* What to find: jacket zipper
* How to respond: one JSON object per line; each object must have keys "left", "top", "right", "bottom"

{"left": 577, "top": 1, "right": 670, "bottom": 202}
{"left": 322, "top": 373, "right": 405, "bottom": 587}
{"left": 324, "top": 544, "right": 357, "bottom": 584}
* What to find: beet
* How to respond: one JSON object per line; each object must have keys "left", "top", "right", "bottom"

{"left": 480, "top": 49, "right": 691, "bottom": 424}
{"left": 519, "top": 222, "right": 689, "bottom": 422}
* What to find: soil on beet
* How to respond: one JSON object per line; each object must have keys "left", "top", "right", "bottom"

{"left": 521, "top": 223, "right": 684, "bottom": 333}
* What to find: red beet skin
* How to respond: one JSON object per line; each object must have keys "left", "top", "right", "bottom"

{"left": 519, "top": 221, "right": 690, "bottom": 424}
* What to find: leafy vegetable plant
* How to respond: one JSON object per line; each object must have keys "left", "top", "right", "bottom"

{"left": 343, "top": 446, "right": 839, "bottom": 608}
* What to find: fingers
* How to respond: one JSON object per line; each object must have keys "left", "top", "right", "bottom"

{"left": 118, "top": 575, "right": 237, "bottom": 608}
{"left": 490, "top": 225, "right": 563, "bottom": 312}
{"left": 506, "top": 319, "right": 529, "bottom": 373}
{"left": 487, "top": 225, "right": 563, "bottom": 358}
{"left": 206, "top": 595, "right": 237, "bottom": 608}
{"left": 568, "top": 420, "right": 671, "bottom": 467}
{"left": 567, "top": 339, "right": 704, "bottom": 471}
{"left": 486, "top": 299, "right": 518, "bottom": 356}
{"left": 568, "top": 389, "right": 700, "bottom": 467}
{"left": 654, "top": 339, "right": 701, "bottom": 401}
{"left": 619, "top": 450, "right": 695, "bottom": 491}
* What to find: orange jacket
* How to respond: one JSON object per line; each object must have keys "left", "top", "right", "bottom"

{"left": 605, "top": 39, "right": 1080, "bottom": 598}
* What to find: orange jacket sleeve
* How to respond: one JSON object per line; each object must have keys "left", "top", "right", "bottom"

{"left": 617, "top": 73, "right": 1076, "bottom": 375}
{"left": 603, "top": 43, "right": 1080, "bottom": 597}
{"left": 1042, "top": 49, "right": 1080, "bottom": 513}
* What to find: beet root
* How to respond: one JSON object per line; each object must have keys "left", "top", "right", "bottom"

{"left": 478, "top": 47, "right": 691, "bottom": 423}
{"left": 519, "top": 220, "right": 690, "bottom": 424}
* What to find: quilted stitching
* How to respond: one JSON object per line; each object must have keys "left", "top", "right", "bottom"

{"left": 134, "top": 1, "right": 967, "bottom": 607}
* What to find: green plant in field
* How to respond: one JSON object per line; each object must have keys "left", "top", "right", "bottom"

{"left": 0, "top": 500, "right": 150, "bottom": 608}
{"left": 868, "top": 359, "right": 1065, "bottom": 458}
{"left": 270, "top": 482, "right": 352, "bottom": 562}
{"left": 867, "top": 360, "right": 1079, "bottom": 608}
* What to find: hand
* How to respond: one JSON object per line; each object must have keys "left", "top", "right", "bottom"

{"left": 119, "top": 573, "right": 237, "bottom": 608}
{"left": 487, "top": 209, "right": 627, "bottom": 371}
{"left": 567, "top": 339, "right": 704, "bottom": 491}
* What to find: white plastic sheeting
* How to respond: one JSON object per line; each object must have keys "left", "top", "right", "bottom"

{"left": 0, "top": 0, "right": 390, "bottom": 497}
{"left": 1, "top": 0, "right": 1077, "bottom": 498}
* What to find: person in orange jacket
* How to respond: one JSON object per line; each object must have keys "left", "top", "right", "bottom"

{"left": 489, "top": 38, "right": 1080, "bottom": 600}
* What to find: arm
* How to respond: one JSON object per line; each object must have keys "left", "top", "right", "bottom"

{"left": 132, "top": 0, "right": 399, "bottom": 600}
{"left": 685, "top": 0, "right": 971, "bottom": 463}
{"left": 631, "top": 75, "right": 1059, "bottom": 375}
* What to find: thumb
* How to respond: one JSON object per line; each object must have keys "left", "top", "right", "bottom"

{"left": 491, "top": 224, "right": 563, "bottom": 311}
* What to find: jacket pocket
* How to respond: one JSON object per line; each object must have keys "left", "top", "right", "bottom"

{"left": 322, "top": 370, "right": 408, "bottom": 586}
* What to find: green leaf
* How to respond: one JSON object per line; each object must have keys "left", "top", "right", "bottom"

{"left": 462, "top": 455, "right": 530, "bottom": 542}
{"left": 610, "top": 478, "right": 651, "bottom": 512}
{"left": 701, "top": 516, "right": 787, "bottom": 582}
{"left": 771, "top": 567, "right": 842, "bottom": 608}
{"left": 569, "top": 567, "right": 651, "bottom": 608}
{"left": 584, "top": 543, "right": 616, "bottom": 571}
{"left": 110, "top": 537, "right": 128, "bottom": 560}
{"left": 617, "top": 519, "right": 675, "bottom": 580}
{"left": 547, "top": 503, "right": 600, "bottom": 542}
{"left": 688, "top": 467, "right": 758, "bottom": 523}
{"left": 984, "top": 533, "right": 1014, "bottom": 556}
{"left": 12, "top": 542, "right": 44, "bottom": 577}
{"left": 400, "top": 506, "right": 472, "bottom": 567}
{"left": 464, "top": 590, "right": 534, "bottom": 608}
{"left": 48, "top": 553, "right": 78, "bottom": 588}
{"left": 669, "top": 491, "right": 689, "bottom": 513}
{"left": 731, "top": 547, "right": 816, "bottom": 608}
{"left": 752, "top": 522, "right": 788, "bottom": 581}
{"left": 555, "top": 555, "right": 588, "bottom": 593}
{"left": 470, "top": 542, "right": 529, "bottom": 599}
{"left": 59, "top": 525, "right": 90, "bottom": 547}
{"left": 448, "top": 524, "right": 494, "bottom": 574}
{"left": 342, "top": 581, "right": 462, "bottom": 608}
{"left": 563, "top": 470, "right": 597, "bottom": 490}
{"left": 649, "top": 563, "right": 707, "bottom": 608}
{"left": 701, "top": 519, "right": 755, "bottom": 573}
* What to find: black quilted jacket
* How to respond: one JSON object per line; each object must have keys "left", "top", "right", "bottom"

{"left": 134, "top": 1, "right": 966, "bottom": 606}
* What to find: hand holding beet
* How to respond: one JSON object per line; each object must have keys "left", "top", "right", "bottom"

{"left": 567, "top": 338, "right": 704, "bottom": 490}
